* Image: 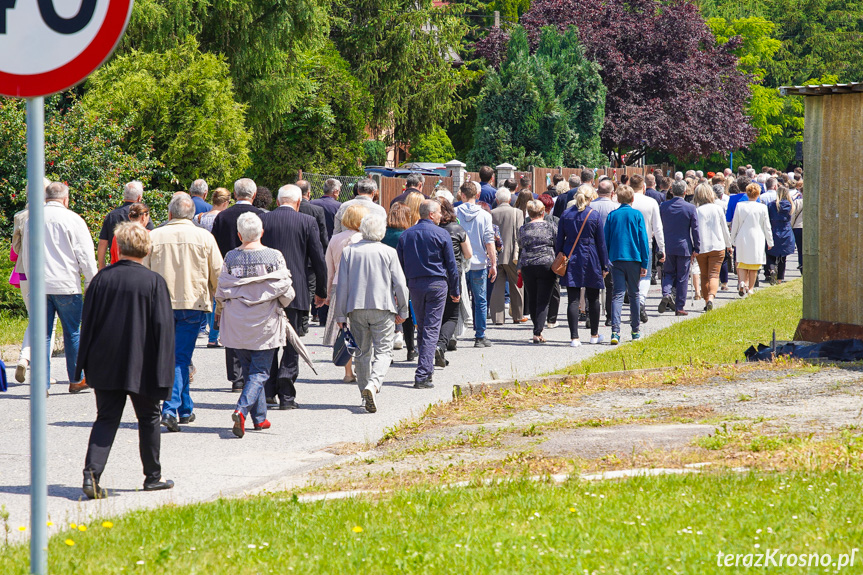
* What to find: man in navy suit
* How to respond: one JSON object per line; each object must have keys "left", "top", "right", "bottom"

{"left": 310, "top": 178, "right": 342, "bottom": 239}
{"left": 659, "top": 180, "right": 701, "bottom": 316}
{"left": 478, "top": 166, "right": 497, "bottom": 205}
{"left": 212, "top": 179, "right": 265, "bottom": 392}
{"left": 261, "top": 184, "right": 327, "bottom": 409}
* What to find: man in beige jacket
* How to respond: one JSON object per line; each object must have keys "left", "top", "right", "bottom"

{"left": 490, "top": 188, "right": 526, "bottom": 324}
{"left": 144, "top": 193, "right": 222, "bottom": 431}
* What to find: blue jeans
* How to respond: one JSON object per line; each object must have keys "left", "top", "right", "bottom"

{"left": 235, "top": 348, "right": 276, "bottom": 426}
{"left": 610, "top": 261, "right": 641, "bottom": 334}
{"left": 162, "top": 310, "right": 205, "bottom": 418}
{"left": 466, "top": 269, "right": 489, "bottom": 339}
{"left": 207, "top": 299, "right": 220, "bottom": 344}
{"left": 46, "top": 294, "right": 83, "bottom": 384}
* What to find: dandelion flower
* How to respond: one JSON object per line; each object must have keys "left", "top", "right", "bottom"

{"left": 352, "top": 526, "right": 363, "bottom": 533}
{"left": 18, "top": 526, "right": 26, "bottom": 532}
{"left": 64, "top": 539, "right": 75, "bottom": 546}
{"left": 47, "top": 522, "right": 53, "bottom": 527}
{"left": 70, "top": 523, "right": 77, "bottom": 529}
{"left": 102, "top": 521, "right": 114, "bottom": 529}
{"left": 78, "top": 525, "right": 87, "bottom": 532}
{"left": 569, "top": 508, "right": 576, "bottom": 513}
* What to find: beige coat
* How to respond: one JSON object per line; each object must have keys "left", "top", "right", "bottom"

{"left": 143, "top": 219, "right": 223, "bottom": 311}
{"left": 491, "top": 204, "right": 524, "bottom": 266}
{"left": 216, "top": 267, "right": 294, "bottom": 351}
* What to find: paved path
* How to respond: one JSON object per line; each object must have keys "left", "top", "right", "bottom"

{"left": 1, "top": 257, "right": 800, "bottom": 540}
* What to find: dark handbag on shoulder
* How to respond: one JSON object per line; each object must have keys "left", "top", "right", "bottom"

{"left": 333, "top": 327, "right": 361, "bottom": 366}
{"left": 552, "top": 208, "right": 594, "bottom": 277}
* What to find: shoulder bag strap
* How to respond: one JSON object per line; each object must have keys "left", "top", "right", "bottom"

{"left": 567, "top": 208, "right": 594, "bottom": 259}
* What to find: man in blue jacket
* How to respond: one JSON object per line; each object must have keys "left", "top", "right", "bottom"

{"left": 397, "top": 200, "right": 461, "bottom": 388}
{"left": 478, "top": 166, "right": 497, "bottom": 205}
{"left": 603, "top": 185, "right": 650, "bottom": 345}
{"left": 659, "top": 180, "right": 701, "bottom": 315}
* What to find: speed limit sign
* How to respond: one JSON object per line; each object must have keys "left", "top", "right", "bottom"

{"left": 0, "top": 0, "right": 133, "bottom": 97}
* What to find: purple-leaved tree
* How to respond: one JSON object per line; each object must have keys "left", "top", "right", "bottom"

{"left": 474, "top": 0, "right": 757, "bottom": 164}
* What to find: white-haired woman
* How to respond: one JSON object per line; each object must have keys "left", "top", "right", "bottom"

{"left": 335, "top": 214, "right": 410, "bottom": 414}
{"left": 216, "top": 212, "right": 295, "bottom": 438}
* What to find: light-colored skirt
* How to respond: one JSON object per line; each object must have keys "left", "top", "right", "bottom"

{"left": 323, "top": 289, "right": 343, "bottom": 346}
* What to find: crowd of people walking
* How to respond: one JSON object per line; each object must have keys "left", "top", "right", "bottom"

{"left": 6, "top": 163, "right": 802, "bottom": 498}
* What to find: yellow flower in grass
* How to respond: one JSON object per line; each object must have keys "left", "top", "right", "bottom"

{"left": 102, "top": 521, "right": 114, "bottom": 529}
{"left": 47, "top": 522, "right": 53, "bottom": 527}
{"left": 352, "top": 526, "right": 363, "bottom": 533}
{"left": 64, "top": 539, "right": 75, "bottom": 546}
{"left": 70, "top": 523, "right": 77, "bottom": 529}
{"left": 18, "top": 526, "right": 26, "bottom": 532}
{"left": 78, "top": 525, "right": 87, "bottom": 532}
{"left": 569, "top": 508, "right": 576, "bottom": 513}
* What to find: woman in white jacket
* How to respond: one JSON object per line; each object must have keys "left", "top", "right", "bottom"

{"left": 694, "top": 184, "right": 732, "bottom": 311}
{"left": 730, "top": 183, "right": 773, "bottom": 297}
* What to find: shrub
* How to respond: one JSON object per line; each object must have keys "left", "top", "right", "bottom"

{"left": 408, "top": 126, "right": 456, "bottom": 163}
{"left": 82, "top": 38, "right": 251, "bottom": 190}
{"left": 0, "top": 97, "right": 170, "bottom": 239}
{"left": 364, "top": 140, "right": 388, "bottom": 166}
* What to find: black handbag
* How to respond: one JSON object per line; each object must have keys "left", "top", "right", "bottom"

{"left": 333, "top": 327, "right": 361, "bottom": 366}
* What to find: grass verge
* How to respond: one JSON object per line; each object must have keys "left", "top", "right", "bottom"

{"left": 0, "top": 311, "right": 27, "bottom": 348}
{"left": 2, "top": 471, "right": 862, "bottom": 574}
{"left": 560, "top": 278, "right": 802, "bottom": 375}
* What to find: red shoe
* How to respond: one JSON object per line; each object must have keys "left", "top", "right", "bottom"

{"left": 253, "top": 420, "right": 271, "bottom": 431}
{"left": 232, "top": 411, "right": 245, "bottom": 438}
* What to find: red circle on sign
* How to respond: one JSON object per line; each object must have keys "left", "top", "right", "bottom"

{"left": 0, "top": 0, "right": 134, "bottom": 98}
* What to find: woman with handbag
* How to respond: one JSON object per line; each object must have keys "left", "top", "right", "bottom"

{"left": 554, "top": 194, "right": 608, "bottom": 347}
{"left": 517, "top": 200, "right": 557, "bottom": 343}
{"left": 335, "top": 214, "right": 410, "bottom": 414}
{"left": 323, "top": 204, "right": 369, "bottom": 382}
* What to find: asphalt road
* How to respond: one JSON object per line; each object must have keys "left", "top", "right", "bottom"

{"left": 1, "top": 256, "right": 799, "bottom": 540}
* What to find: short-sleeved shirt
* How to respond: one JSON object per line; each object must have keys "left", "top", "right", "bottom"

{"left": 99, "top": 202, "right": 154, "bottom": 244}
{"left": 442, "top": 221, "right": 468, "bottom": 268}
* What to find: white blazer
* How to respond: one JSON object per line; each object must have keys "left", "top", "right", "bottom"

{"left": 730, "top": 200, "right": 773, "bottom": 265}
{"left": 697, "top": 203, "right": 732, "bottom": 253}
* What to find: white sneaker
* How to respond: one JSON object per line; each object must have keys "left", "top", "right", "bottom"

{"left": 393, "top": 332, "right": 404, "bottom": 350}
{"left": 589, "top": 335, "right": 605, "bottom": 344}
{"left": 570, "top": 339, "right": 581, "bottom": 348}
{"left": 546, "top": 321, "right": 557, "bottom": 329}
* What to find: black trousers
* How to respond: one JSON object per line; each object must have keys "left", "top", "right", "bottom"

{"left": 225, "top": 347, "right": 243, "bottom": 387}
{"left": 567, "top": 287, "right": 600, "bottom": 339}
{"left": 403, "top": 306, "right": 416, "bottom": 352}
{"left": 547, "top": 277, "right": 561, "bottom": 325}
{"left": 437, "top": 294, "right": 460, "bottom": 354}
{"left": 766, "top": 254, "right": 787, "bottom": 281}
{"left": 266, "top": 308, "right": 302, "bottom": 401}
{"left": 84, "top": 389, "right": 161, "bottom": 484}
{"left": 603, "top": 273, "right": 613, "bottom": 322}
{"left": 522, "top": 265, "right": 555, "bottom": 336}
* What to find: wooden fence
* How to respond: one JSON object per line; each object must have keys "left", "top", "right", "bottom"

{"left": 379, "top": 176, "right": 454, "bottom": 208}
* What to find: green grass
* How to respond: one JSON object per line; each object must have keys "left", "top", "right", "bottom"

{"left": 2, "top": 471, "right": 862, "bottom": 574}
{"left": 560, "top": 279, "right": 802, "bottom": 375}
{"left": 0, "top": 310, "right": 27, "bottom": 347}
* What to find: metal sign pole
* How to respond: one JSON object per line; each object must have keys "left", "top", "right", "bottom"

{"left": 26, "top": 96, "right": 47, "bottom": 575}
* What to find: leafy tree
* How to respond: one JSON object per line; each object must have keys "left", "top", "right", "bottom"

{"left": 474, "top": 0, "right": 756, "bottom": 164}
{"left": 331, "top": 0, "right": 479, "bottom": 144}
{"left": 249, "top": 43, "right": 372, "bottom": 186}
{"left": 469, "top": 26, "right": 605, "bottom": 169}
{"left": 408, "top": 126, "right": 457, "bottom": 163}
{"left": 364, "top": 140, "right": 388, "bottom": 166}
{"left": 490, "top": 0, "right": 531, "bottom": 23}
{"left": 0, "top": 98, "right": 170, "bottom": 238}
{"left": 121, "top": 0, "right": 329, "bottom": 139}
{"left": 83, "top": 39, "right": 251, "bottom": 189}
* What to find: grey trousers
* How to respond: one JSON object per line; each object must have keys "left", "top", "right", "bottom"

{"left": 490, "top": 262, "right": 524, "bottom": 324}
{"left": 348, "top": 309, "right": 395, "bottom": 394}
